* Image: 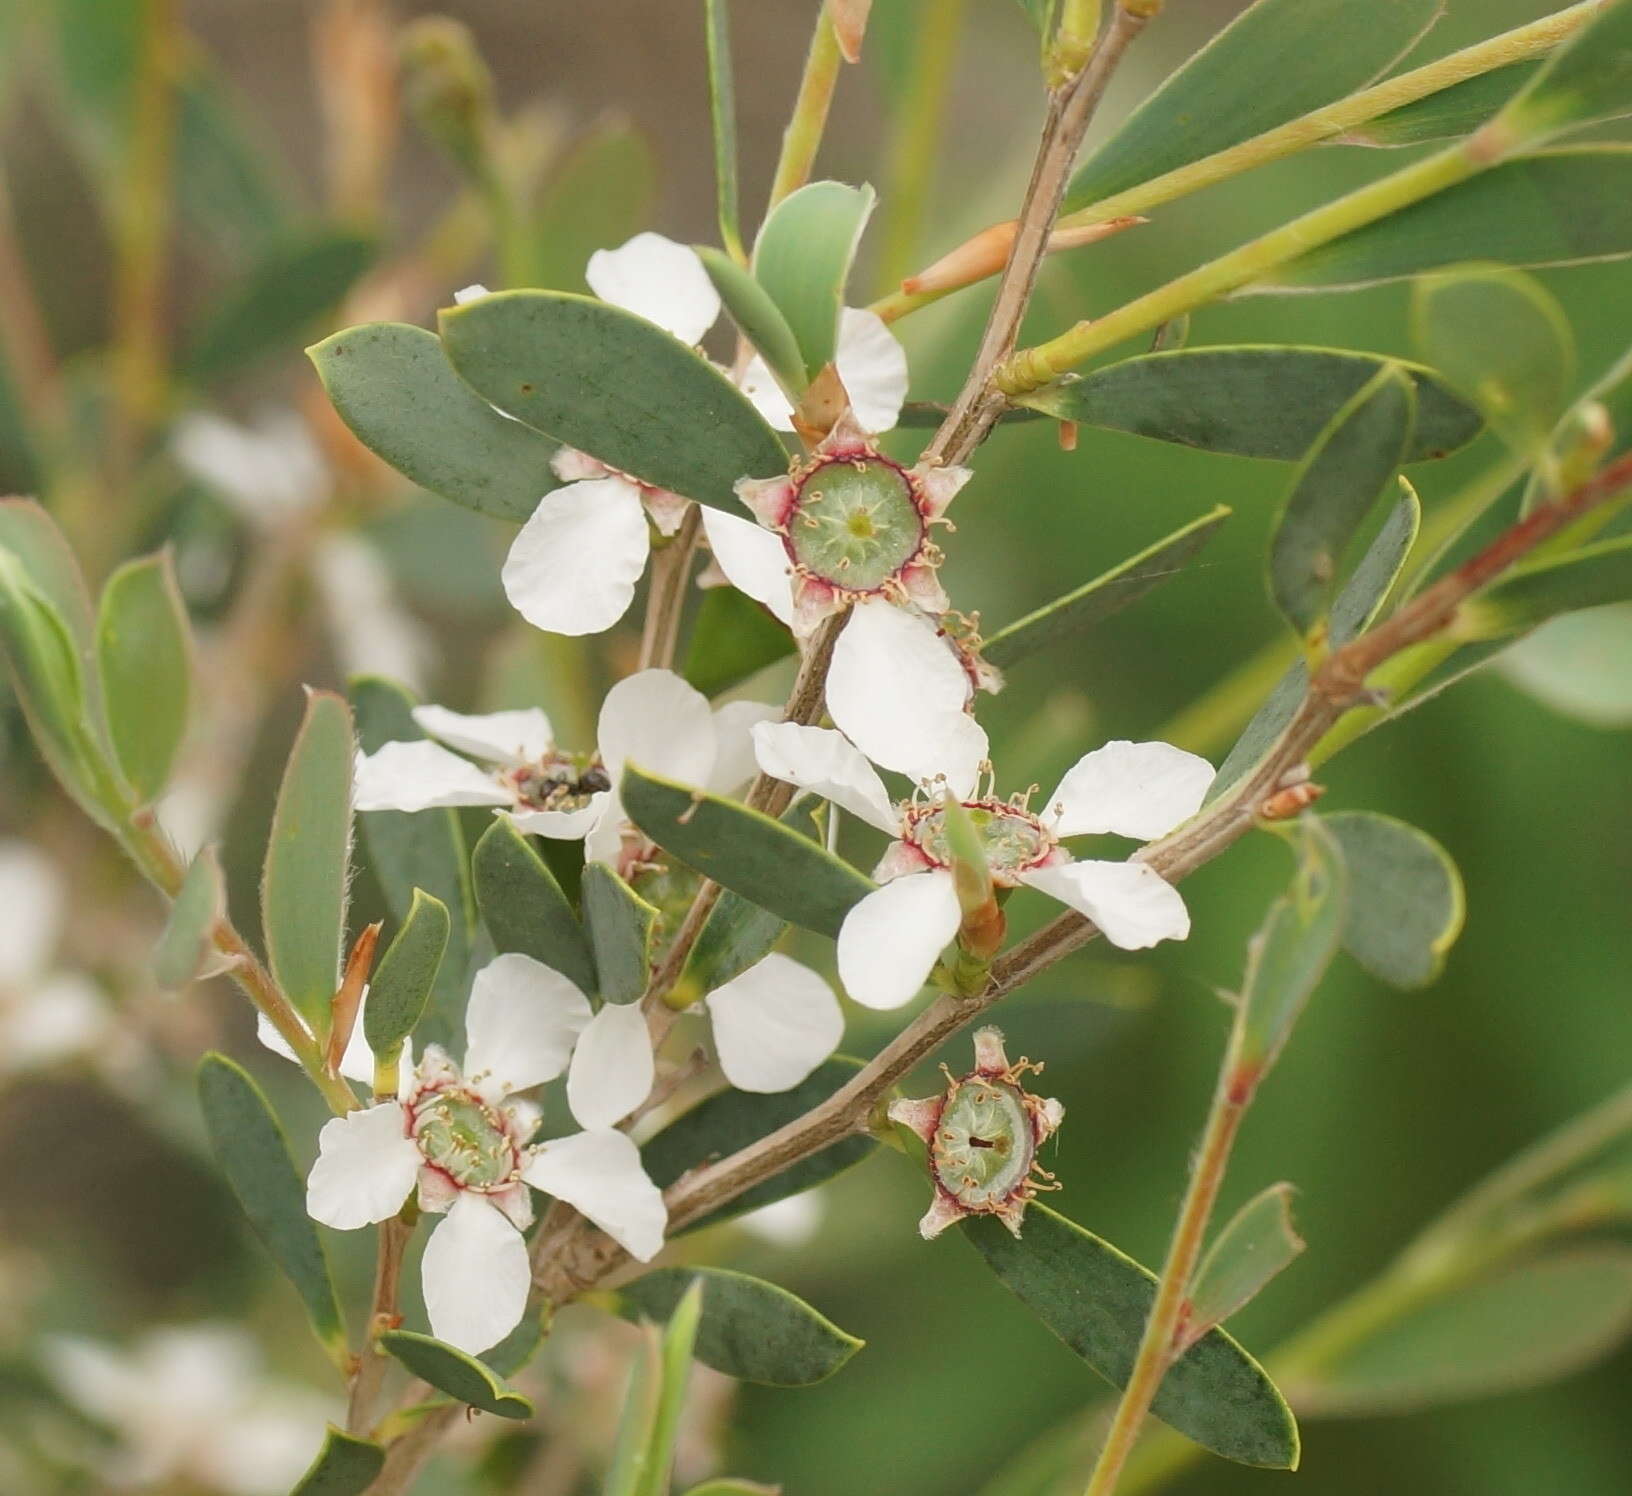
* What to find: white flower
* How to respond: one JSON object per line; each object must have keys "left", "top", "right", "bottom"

{"left": 304, "top": 953, "right": 667, "bottom": 1354}
{"left": 753, "top": 722, "right": 1214, "bottom": 1010}
{"left": 43, "top": 1324, "right": 333, "bottom": 1496}
{"left": 352, "top": 670, "right": 776, "bottom": 867}
{"left": 0, "top": 840, "right": 111, "bottom": 1071}
{"left": 496, "top": 232, "right": 909, "bottom": 638}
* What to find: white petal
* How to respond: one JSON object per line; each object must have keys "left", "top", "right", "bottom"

{"left": 523, "top": 1129, "right": 667, "bottom": 1260}
{"left": 353, "top": 740, "right": 510, "bottom": 812}
{"left": 736, "top": 1192, "right": 824, "bottom": 1247}
{"left": 586, "top": 232, "right": 720, "bottom": 345}
{"left": 583, "top": 789, "right": 627, "bottom": 868}
{"left": 751, "top": 721, "right": 898, "bottom": 832}
{"left": 502, "top": 478, "right": 650, "bottom": 636}
{"left": 42, "top": 1336, "right": 141, "bottom": 1425}
{"left": 566, "top": 1001, "right": 654, "bottom": 1129}
{"left": 255, "top": 1011, "right": 302, "bottom": 1067}
{"left": 305, "top": 1104, "right": 420, "bottom": 1229}
{"left": 835, "top": 870, "right": 961, "bottom": 1010}
{"left": 706, "top": 953, "right": 844, "bottom": 1092}
{"left": 708, "top": 700, "right": 782, "bottom": 795}
{"left": 311, "top": 533, "right": 431, "bottom": 693}
{"left": 506, "top": 793, "right": 612, "bottom": 841}
{"left": 834, "top": 307, "right": 908, "bottom": 433}
{"left": 1022, "top": 859, "right": 1191, "bottom": 950}
{"left": 826, "top": 603, "right": 987, "bottom": 794}
{"left": 0, "top": 839, "right": 64, "bottom": 987}
{"left": 172, "top": 410, "right": 328, "bottom": 527}
{"left": 3, "top": 972, "right": 109, "bottom": 1068}
{"left": 463, "top": 953, "right": 593, "bottom": 1098}
{"left": 596, "top": 669, "right": 716, "bottom": 785}
{"left": 738, "top": 354, "right": 798, "bottom": 430}
{"left": 453, "top": 283, "right": 490, "bottom": 304}
{"left": 420, "top": 1194, "right": 530, "bottom": 1354}
{"left": 699, "top": 508, "right": 795, "bottom": 627}
{"left": 256, "top": 1008, "right": 377, "bottom": 1083}
{"left": 1048, "top": 740, "right": 1216, "bottom": 841}
{"left": 412, "top": 705, "right": 553, "bottom": 765}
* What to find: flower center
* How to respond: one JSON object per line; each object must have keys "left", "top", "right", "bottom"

{"left": 932, "top": 1078, "right": 1035, "bottom": 1210}
{"left": 411, "top": 1087, "right": 520, "bottom": 1190}
{"left": 786, "top": 457, "right": 925, "bottom": 592}
{"left": 503, "top": 755, "right": 610, "bottom": 813}
{"left": 904, "top": 799, "right": 1055, "bottom": 883}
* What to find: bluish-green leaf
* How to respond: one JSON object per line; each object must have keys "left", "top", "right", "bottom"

{"left": 1259, "top": 148, "right": 1632, "bottom": 294}
{"left": 311, "top": 322, "right": 558, "bottom": 523}
{"left": 1495, "top": 0, "right": 1632, "bottom": 147}
{"left": 966, "top": 1205, "right": 1299, "bottom": 1468}
{"left": 582, "top": 862, "right": 656, "bottom": 1004}
{"left": 1186, "top": 1184, "right": 1304, "bottom": 1346}
{"left": 439, "top": 290, "right": 787, "bottom": 510}
{"left": 1465, "top": 533, "right": 1632, "bottom": 637}
{"left": 697, "top": 245, "right": 805, "bottom": 399}
{"left": 1498, "top": 603, "right": 1632, "bottom": 728}
{"left": 642, "top": 1058, "right": 876, "bottom": 1232}
{"left": 364, "top": 888, "right": 450, "bottom": 1059}
{"left": 96, "top": 551, "right": 191, "bottom": 802}
{"left": 604, "top": 1327, "right": 662, "bottom": 1496}
{"left": 379, "top": 1330, "right": 534, "bottom": 1418}
{"left": 681, "top": 585, "right": 795, "bottom": 697}
{"left": 1413, "top": 266, "right": 1575, "bottom": 459}
{"left": 196, "top": 1054, "right": 345, "bottom": 1355}
{"left": 752, "top": 180, "right": 875, "bottom": 378}
{"left": 613, "top": 1267, "right": 863, "bottom": 1387}
{"left": 262, "top": 690, "right": 355, "bottom": 1032}
{"left": 1015, "top": 347, "right": 1478, "bottom": 463}
{"left": 182, "top": 231, "right": 376, "bottom": 384}
{"left": 637, "top": 1281, "right": 704, "bottom": 1496}
{"left": 1063, "top": 0, "right": 1444, "bottom": 213}
{"left": 986, "top": 506, "right": 1230, "bottom": 669}
{"left": 1343, "top": 62, "right": 1541, "bottom": 148}
{"left": 529, "top": 120, "right": 657, "bottom": 291}
{"left": 290, "top": 1427, "right": 385, "bottom": 1496}
{"left": 154, "top": 845, "right": 224, "bottom": 989}
{"left": 0, "top": 499, "right": 97, "bottom": 659}
{"left": 471, "top": 817, "right": 596, "bottom": 996}
{"left": 1326, "top": 811, "right": 1464, "bottom": 989}
{"left": 679, "top": 1482, "right": 780, "bottom": 1496}
{"left": 704, "top": 0, "right": 742, "bottom": 261}
{"left": 1269, "top": 366, "right": 1416, "bottom": 636}
{"left": 621, "top": 764, "right": 874, "bottom": 938}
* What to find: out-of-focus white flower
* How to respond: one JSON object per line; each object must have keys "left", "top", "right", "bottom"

{"left": 43, "top": 1323, "right": 333, "bottom": 1495}
{"left": 736, "top": 1190, "right": 825, "bottom": 1248}
{"left": 310, "top": 532, "right": 432, "bottom": 692}
{"left": 172, "top": 410, "right": 331, "bottom": 530}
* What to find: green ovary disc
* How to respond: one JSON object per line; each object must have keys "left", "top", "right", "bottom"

{"left": 788, "top": 458, "right": 923, "bottom": 592}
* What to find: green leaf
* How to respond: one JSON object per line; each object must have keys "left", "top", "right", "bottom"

{"left": 1269, "top": 366, "right": 1416, "bottom": 636}
{"left": 1498, "top": 603, "right": 1632, "bottom": 728}
{"left": 1412, "top": 266, "right": 1575, "bottom": 459}
{"left": 966, "top": 1205, "right": 1299, "bottom": 1468}
{"left": 196, "top": 1054, "right": 344, "bottom": 1354}
{"left": 679, "top": 1483, "right": 780, "bottom": 1496}
{"left": 0, "top": 498, "right": 97, "bottom": 658}
{"left": 1186, "top": 1184, "right": 1305, "bottom": 1347}
{"left": 1236, "top": 817, "right": 1349, "bottom": 1078}
{"left": 364, "top": 888, "right": 451, "bottom": 1059}
{"left": 1299, "top": 1246, "right": 1632, "bottom": 1417}
{"left": 289, "top": 1427, "right": 386, "bottom": 1496}
{"left": 1062, "top": 0, "right": 1444, "bottom": 213}
{"left": 637, "top": 1281, "right": 705, "bottom": 1496}
{"left": 95, "top": 552, "right": 191, "bottom": 802}
{"left": 182, "top": 230, "right": 376, "bottom": 385}
{"left": 642, "top": 1058, "right": 876, "bottom": 1231}
{"left": 1259, "top": 148, "right": 1632, "bottom": 293}
{"left": 604, "top": 1328, "right": 662, "bottom": 1496}
{"left": 154, "top": 846, "right": 224, "bottom": 989}
{"left": 528, "top": 120, "right": 656, "bottom": 291}
{"left": 379, "top": 1331, "right": 534, "bottom": 1418}
{"left": 704, "top": 0, "right": 742, "bottom": 261}
{"left": 681, "top": 585, "right": 795, "bottom": 697}
{"left": 1014, "top": 347, "right": 1478, "bottom": 463}
{"left": 1495, "top": 0, "right": 1632, "bottom": 147}
{"left": 697, "top": 246, "right": 805, "bottom": 399}
{"left": 582, "top": 862, "right": 656, "bottom": 1004}
{"left": 985, "top": 506, "right": 1230, "bottom": 669}
{"left": 310, "top": 322, "right": 559, "bottom": 523}
{"left": 262, "top": 690, "right": 355, "bottom": 1031}
{"left": 751, "top": 181, "right": 875, "bottom": 378}
{"left": 471, "top": 818, "right": 596, "bottom": 996}
{"left": 1326, "top": 812, "right": 1464, "bottom": 989}
{"left": 1342, "top": 62, "right": 1541, "bottom": 148}
{"left": 438, "top": 291, "right": 787, "bottom": 510}
{"left": 481, "top": 1316, "right": 544, "bottom": 1379}
{"left": 1463, "top": 533, "right": 1632, "bottom": 638}
{"left": 613, "top": 1267, "right": 863, "bottom": 1387}
{"left": 621, "top": 764, "right": 875, "bottom": 939}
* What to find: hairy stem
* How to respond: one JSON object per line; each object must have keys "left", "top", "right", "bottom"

{"left": 349, "top": 1214, "right": 411, "bottom": 1435}
{"left": 767, "top": 7, "right": 845, "bottom": 210}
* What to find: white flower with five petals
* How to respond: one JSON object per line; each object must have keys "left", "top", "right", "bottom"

{"left": 303, "top": 953, "right": 666, "bottom": 1354}
{"left": 752, "top": 722, "right": 1214, "bottom": 1010}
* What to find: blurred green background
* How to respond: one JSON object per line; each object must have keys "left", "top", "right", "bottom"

{"left": 3, "top": 1, "right": 1631, "bottom": 1492}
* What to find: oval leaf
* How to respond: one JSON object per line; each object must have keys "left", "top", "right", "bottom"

{"left": 582, "top": 862, "right": 657, "bottom": 1004}
{"left": 1499, "top": 603, "right": 1632, "bottom": 728}
{"left": 290, "top": 1427, "right": 385, "bottom": 1496}
{"left": 966, "top": 1205, "right": 1299, "bottom": 1468}
{"left": 697, "top": 245, "right": 805, "bottom": 397}
{"left": 96, "top": 551, "right": 192, "bottom": 802}
{"left": 196, "top": 1054, "right": 345, "bottom": 1354}
{"left": 1326, "top": 811, "right": 1464, "bottom": 989}
{"left": 154, "top": 845, "right": 224, "bottom": 989}
{"left": 1016, "top": 347, "right": 1478, "bottom": 463}
{"left": 621, "top": 764, "right": 875, "bottom": 939}
{"left": 379, "top": 1330, "right": 535, "bottom": 1418}
{"left": 1465, "top": 533, "right": 1632, "bottom": 638}
{"left": 312, "top": 323, "right": 558, "bottom": 523}
{"left": 364, "top": 887, "right": 451, "bottom": 1058}
{"left": 262, "top": 690, "right": 355, "bottom": 1031}
{"left": 1496, "top": 0, "right": 1632, "bottom": 147}
{"left": 614, "top": 1267, "right": 862, "bottom": 1387}
{"left": 1185, "top": 1184, "right": 1305, "bottom": 1349}
{"left": 438, "top": 290, "right": 788, "bottom": 510}
{"left": 471, "top": 817, "right": 597, "bottom": 997}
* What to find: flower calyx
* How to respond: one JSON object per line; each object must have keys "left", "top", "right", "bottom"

{"left": 888, "top": 1026, "right": 1064, "bottom": 1240}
